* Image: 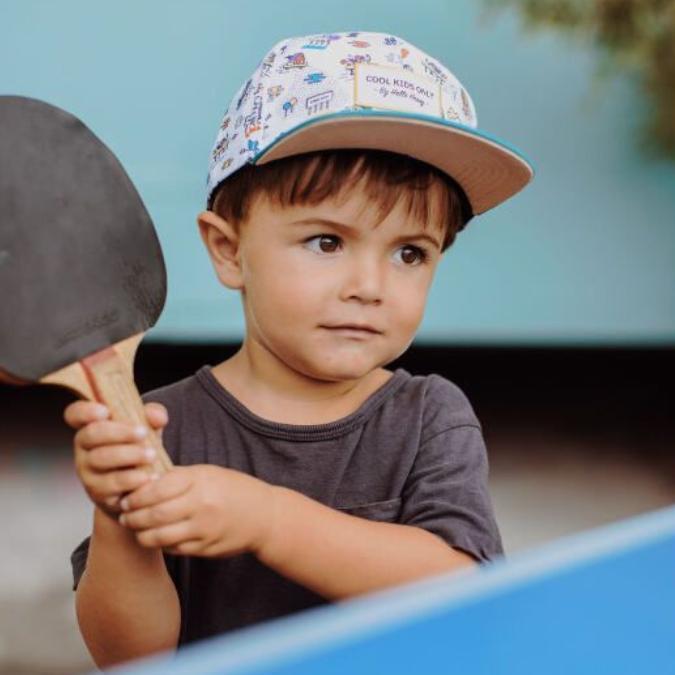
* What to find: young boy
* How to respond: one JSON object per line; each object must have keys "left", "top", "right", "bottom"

{"left": 66, "top": 30, "right": 533, "bottom": 668}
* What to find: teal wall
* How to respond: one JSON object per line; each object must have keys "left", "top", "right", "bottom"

{"left": 2, "top": 1, "right": 673, "bottom": 346}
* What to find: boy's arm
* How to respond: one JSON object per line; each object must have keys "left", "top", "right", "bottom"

{"left": 76, "top": 506, "right": 180, "bottom": 669}
{"left": 256, "top": 487, "right": 477, "bottom": 601}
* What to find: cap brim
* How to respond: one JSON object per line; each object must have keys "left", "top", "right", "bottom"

{"left": 252, "top": 110, "right": 534, "bottom": 216}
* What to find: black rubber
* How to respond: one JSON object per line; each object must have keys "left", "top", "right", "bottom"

{"left": 0, "top": 96, "right": 166, "bottom": 380}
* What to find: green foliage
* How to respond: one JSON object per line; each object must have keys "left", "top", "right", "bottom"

{"left": 482, "top": 0, "right": 675, "bottom": 159}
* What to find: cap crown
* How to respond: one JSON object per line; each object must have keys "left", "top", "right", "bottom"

{"left": 207, "top": 31, "right": 478, "bottom": 204}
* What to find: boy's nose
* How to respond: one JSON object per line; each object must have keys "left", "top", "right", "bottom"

{"left": 339, "top": 254, "right": 385, "bottom": 304}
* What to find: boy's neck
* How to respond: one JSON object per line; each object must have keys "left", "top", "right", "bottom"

{"left": 210, "top": 344, "right": 393, "bottom": 425}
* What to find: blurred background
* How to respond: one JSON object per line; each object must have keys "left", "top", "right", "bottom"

{"left": 1, "top": 1, "right": 673, "bottom": 673}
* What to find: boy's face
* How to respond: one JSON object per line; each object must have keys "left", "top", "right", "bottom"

{"left": 200, "top": 179, "right": 447, "bottom": 384}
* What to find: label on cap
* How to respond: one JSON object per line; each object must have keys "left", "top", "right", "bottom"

{"left": 353, "top": 63, "right": 443, "bottom": 117}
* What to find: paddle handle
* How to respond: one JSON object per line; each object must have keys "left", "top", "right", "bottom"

{"left": 41, "top": 334, "right": 173, "bottom": 474}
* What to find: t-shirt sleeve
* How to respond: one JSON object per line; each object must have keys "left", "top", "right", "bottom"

{"left": 398, "top": 402, "right": 505, "bottom": 564}
{"left": 71, "top": 535, "right": 90, "bottom": 591}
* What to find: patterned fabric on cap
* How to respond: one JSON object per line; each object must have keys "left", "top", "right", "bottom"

{"left": 206, "top": 30, "right": 479, "bottom": 206}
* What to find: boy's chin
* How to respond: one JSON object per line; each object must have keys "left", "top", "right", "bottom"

{"left": 297, "top": 355, "right": 388, "bottom": 384}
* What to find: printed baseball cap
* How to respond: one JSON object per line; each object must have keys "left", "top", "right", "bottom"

{"left": 206, "top": 30, "right": 534, "bottom": 218}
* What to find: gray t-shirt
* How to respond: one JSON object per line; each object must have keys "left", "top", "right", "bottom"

{"left": 71, "top": 365, "right": 504, "bottom": 645}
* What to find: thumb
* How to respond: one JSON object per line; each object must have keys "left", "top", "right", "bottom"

{"left": 143, "top": 401, "right": 169, "bottom": 433}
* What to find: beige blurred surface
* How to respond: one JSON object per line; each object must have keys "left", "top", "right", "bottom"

{"left": 1, "top": 372, "right": 673, "bottom": 675}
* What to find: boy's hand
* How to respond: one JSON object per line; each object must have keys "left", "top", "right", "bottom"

{"left": 116, "top": 465, "right": 276, "bottom": 558}
{"left": 65, "top": 400, "right": 169, "bottom": 517}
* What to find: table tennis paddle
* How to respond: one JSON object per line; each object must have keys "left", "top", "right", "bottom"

{"left": 0, "top": 95, "right": 172, "bottom": 474}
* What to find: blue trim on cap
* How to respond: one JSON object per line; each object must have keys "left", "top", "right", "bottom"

{"left": 251, "top": 108, "right": 536, "bottom": 175}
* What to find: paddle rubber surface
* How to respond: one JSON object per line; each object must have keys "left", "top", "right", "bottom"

{"left": 0, "top": 95, "right": 166, "bottom": 381}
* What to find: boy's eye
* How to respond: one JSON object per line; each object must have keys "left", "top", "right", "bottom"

{"left": 397, "top": 245, "right": 428, "bottom": 266}
{"left": 303, "top": 235, "right": 428, "bottom": 266}
{"left": 306, "top": 234, "right": 340, "bottom": 254}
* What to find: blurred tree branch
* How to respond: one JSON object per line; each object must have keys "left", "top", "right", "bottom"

{"left": 482, "top": 0, "right": 675, "bottom": 160}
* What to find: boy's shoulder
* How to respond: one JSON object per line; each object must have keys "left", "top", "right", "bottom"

{"left": 402, "top": 370, "right": 482, "bottom": 433}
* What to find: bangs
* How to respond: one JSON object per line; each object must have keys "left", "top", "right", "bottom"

{"left": 210, "top": 149, "right": 472, "bottom": 252}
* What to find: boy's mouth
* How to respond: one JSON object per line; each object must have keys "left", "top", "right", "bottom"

{"left": 321, "top": 324, "right": 382, "bottom": 335}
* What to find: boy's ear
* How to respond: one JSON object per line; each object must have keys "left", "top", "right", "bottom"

{"left": 196, "top": 210, "right": 244, "bottom": 290}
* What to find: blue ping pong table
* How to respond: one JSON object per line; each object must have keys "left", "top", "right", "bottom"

{"left": 108, "top": 504, "right": 675, "bottom": 675}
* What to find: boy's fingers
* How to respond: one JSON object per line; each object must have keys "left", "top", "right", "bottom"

{"left": 134, "top": 520, "right": 196, "bottom": 549}
{"left": 101, "top": 469, "right": 155, "bottom": 496}
{"left": 121, "top": 469, "right": 190, "bottom": 512}
{"left": 88, "top": 444, "right": 157, "bottom": 471}
{"left": 76, "top": 420, "right": 149, "bottom": 450}
{"left": 119, "top": 492, "right": 192, "bottom": 530}
{"left": 64, "top": 400, "right": 109, "bottom": 429}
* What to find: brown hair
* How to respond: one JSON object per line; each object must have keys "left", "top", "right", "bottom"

{"left": 209, "top": 149, "right": 473, "bottom": 252}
